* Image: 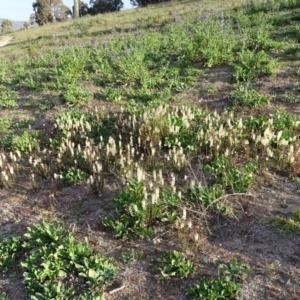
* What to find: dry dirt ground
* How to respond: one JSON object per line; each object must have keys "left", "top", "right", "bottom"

{"left": 0, "top": 36, "right": 13, "bottom": 48}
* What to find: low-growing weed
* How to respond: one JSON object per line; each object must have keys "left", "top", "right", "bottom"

{"left": 243, "top": 0, "right": 292, "bottom": 14}
{"left": 38, "top": 99, "right": 55, "bottom": 111}
{"left": 30, "top": 281, "right": 76, "bottom": 299}
{"left": 219, "top": 258, "right": 252, "bottom": 282}
{"left": 182, "top": 16, "right": 236, "bottom": 67}
{"left": 0, "top": 291, "right": 9, "bottom": 300}
{"left": 63, "top": 86, "right": 93, "bottom": 107}
{"left": 229, "top": 85, "right": 270, "bottom": 108}
{"left": 282, "top": 93, "right": 300, "bottom": 104}
{"left": 0, "top": 118, "right": 12, "bottom": 135}
{"left": 188, "top": 183, "right": 229, "bottom": 215}
{"left": 0, "top": 131, "right": 38, "bottom": 153}
{"left": 0, "top": 89, "right": 18, "bottom": 109}
{"left": 103, "top": 180, "right": 154, "bottom": 239}
{"left": 62, "top": 167, "right": 88, "bottom": 185}
{"left": 0, "top": 236, "right": 22, "bottom": 271}
{"left": 244, "top": 115, "right": 268, "bottom": 131}
{"left": 272, "top": 110, "right": 297, "bottom": 130}
{"left": 246, "top": 26, "right": 285, "bottom": 51}
{"left": 164, "top": 116, "right": 199, "bottom": 150}
{"left": 13, "top": 131, "right": 39, "bottom": 153}
{"left": 284, "top": 45, "right": 300, "bottom": 58}
{"left": 285, "top": 25, "right": 300, "bottom": 42}
{"left": 204, "top": 156, "right": 257, "bottom": 193}
{"left": 270, "top": 15, "right": 292, "bottom": 26}
{"left": 0, "top": 222, "right": 119, "bottom": 298}
{"left": 121, "top": 248, "right": 138, "bottom": 263}
{"left": 75, "top": 253, "right": 119, "bottom": 290}
{"left": 186, "top": 278, "right": 240, "bottom": 300}
{"left": 104, "top": 87, "right": 122, "bottom": 102}
{"left": 269, "top": 209, "right": 300, "bottom": 234}
{"left": 232, "top": 50, "right": 278, "bottom": 82}
{"left": 187, "top": 257, "right": 251, "bottom": 299}
{"left": 103, "top": 181, "right": 180, "bottom": 239}
{"left": 158, "top": 250, "right": 194, "bottom": 278}
{"left": 11, "top": 119, "right": 34, "bottom": 130}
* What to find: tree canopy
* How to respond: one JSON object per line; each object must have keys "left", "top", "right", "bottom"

{"left": 88, "top": 0, "right": 124, "bottom": 14}
{"left": 32, "top": 0, "right": 72, "bottom": 26}
{"left": 1, "top": 19, "right": 12, "bottom": 34}
{"left": 130, "top": 0, "right": 170, "bottom": 7}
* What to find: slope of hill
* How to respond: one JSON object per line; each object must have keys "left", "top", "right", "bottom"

{"left": 0, "top": 0, "right": 300, "bottom": 299}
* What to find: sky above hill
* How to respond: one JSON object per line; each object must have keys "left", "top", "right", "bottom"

{"left": 0, "top": 0, "right": 132, "bottom": 21}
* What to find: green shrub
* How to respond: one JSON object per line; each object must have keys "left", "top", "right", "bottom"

{"left": 229, "top": 86, "right": 270, "bottom": 108}
{"left": 182, "top": 17, "right": 236, "bottom": 67}
{"left": 62, "top": 167, "right": 88, "bottom": 185}
{"left": 246, "top": 26, "right": 285, "bottom": 51}
{"left": 158, "top": 250, "right": 194, "bottom": 278}
{"left": 232, "top": 50, "right": 278, "bottom": 82}
{"left": 0, "top": 236, "right": 22, "bottom": 271}
{"left": 188, "top": 184, "right": 229, "bottom": 214}
{"left": 0, "top": 118, "right": 12, "bottom": 135}
{"left": 104, "top": 181, "right": 180, "bottom": 239}
{"left": 0, "top": 131, "right": 39, "bottom": 153}
{"left": 19, "top": 222, "right": 119, "bottom": 298}
{"left": 0, "top": 89, "right": 17, "bottom": 109}
{"left": 104, "top": 87, "right": 122, "bottom": 102}
{"left": 187, "top": 278, "right": 240, "bottom": 300}
{"left": 0, "top": 290, "right": 9, "bottom": 300}
{"left": 219, "top": 258, "right": 252, "bottom": 282}
{"left": 269, "top": 209, "right": 300, "bottom": 234}
{"left": 63, "top": 86, "right": 93, "bottom": 106}
{"left": 204, "top": 156, "right": 257, "bottom": 193}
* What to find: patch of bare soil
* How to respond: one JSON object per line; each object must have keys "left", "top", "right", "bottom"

{"left": 179, "top": 66, "right": 234, "bottom": 112}
{"left": 0, "top": 36, "right": 13, "bottom": 48}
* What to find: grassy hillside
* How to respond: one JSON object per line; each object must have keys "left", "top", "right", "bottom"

{"left": 1, "top": 0, "right": 300, "bottom": 299}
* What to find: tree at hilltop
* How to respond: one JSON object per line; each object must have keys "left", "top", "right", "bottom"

{"left": 32, "top": 0, "right": 72, "bottom": 26}
{"left": 1, "top": 19, "right": 13, "bottom": 34}
{"left": 79, "top": 1, "right": 90, "bottom": 16}
{"left": 89, "top": 0, "right": 124, "bottom": 14}
{"left": 130, "top": 0, "right": 170, "bottom": 7}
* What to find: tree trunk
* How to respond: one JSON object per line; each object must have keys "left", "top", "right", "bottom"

{"left": 74, "top": 0, "right": 79, "bottom": 18}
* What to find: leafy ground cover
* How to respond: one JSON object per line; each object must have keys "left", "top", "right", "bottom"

{"left": 1, "top": 0, "right": 300, "bottom": 299}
